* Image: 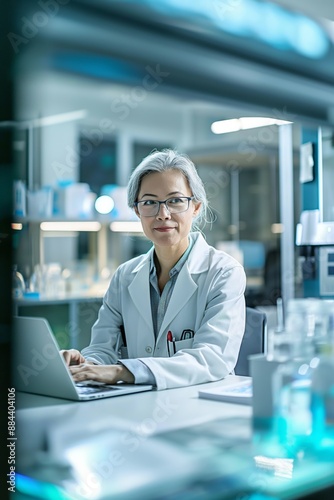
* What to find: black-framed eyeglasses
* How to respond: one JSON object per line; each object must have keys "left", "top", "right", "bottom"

{"left": 135, "top": 196, "right": 194, "bottom": 217}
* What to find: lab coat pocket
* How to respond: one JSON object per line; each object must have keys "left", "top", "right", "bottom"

{"left": 168, "top": 338, "right": 194, "bottom": 356}
{"left": 175, "top": 338, "right": 194, "bottom": 351}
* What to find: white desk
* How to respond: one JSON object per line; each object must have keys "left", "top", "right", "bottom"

{"left": 15, "top": 376, "right": 334, "bottom": 500}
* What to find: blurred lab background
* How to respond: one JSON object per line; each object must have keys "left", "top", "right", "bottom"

{"left": 5, "top": 0, "right": 334, "bottom": 349}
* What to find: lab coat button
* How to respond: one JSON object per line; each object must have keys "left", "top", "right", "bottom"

{"left": 145, "top": 346, "right": 152, "bottom": 353}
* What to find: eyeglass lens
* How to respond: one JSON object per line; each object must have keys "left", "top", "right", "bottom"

{"left": 138, "top": 197, "right": 190, "bottom": 216}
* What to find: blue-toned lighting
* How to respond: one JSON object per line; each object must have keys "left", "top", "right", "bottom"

{"left": 255, "top": 3, "right": 291, "bottom": 49}
{"left": 292, "top": 16, "right": 330, "bottom": 59}
{"left": 143, "top": 0, "right": 330, "bottom": 59}
{"left": 16, "top": 473, "right": 72, "bottom": 499}
{"left": 52, "top": 53, "right": 144, "bottom": 82}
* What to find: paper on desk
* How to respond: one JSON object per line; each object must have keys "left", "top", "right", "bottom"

{"left": 198, "top": 380, "right": 252, "bottom": 405}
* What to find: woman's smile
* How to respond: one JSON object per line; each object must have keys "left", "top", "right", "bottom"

{"left": 154, "top": 226, "right": 176, "bottom": 232}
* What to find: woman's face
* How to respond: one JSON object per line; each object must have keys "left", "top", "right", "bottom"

{"left": 135, "top": 169, "right": 201, "bottom": 250}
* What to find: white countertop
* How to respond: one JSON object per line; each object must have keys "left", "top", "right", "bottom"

{"left": 15, "top": 376, "right": 334, "bottom": 500}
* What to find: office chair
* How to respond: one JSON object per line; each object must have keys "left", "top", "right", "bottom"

{"left": 234, "top": 307, "right": 267, "bottom": 376}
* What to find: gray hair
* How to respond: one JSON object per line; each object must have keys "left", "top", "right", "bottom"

{"left": 127, "top": 149, "right": 210, "bottom": 229}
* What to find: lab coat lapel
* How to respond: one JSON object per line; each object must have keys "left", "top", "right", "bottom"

{"left": 158, "top": 263, "right": 197, "bottom": 339}
{"left": 128, "top": 233, "right": 209, "bottom": 342}
{"left": 157, "top": 233, "right": 210, "bottom": 338}
{"left": 128, "top": 254, "right": 154, "bottom": 334}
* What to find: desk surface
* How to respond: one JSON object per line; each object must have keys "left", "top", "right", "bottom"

{"left": 15, "top": 376, "right": 334, "bottom": 500}
{"left": 17, "top": 376, "right": 251, "bottom": 432}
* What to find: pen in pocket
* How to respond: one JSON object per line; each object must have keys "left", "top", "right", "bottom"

{"left": 167, "top": 331, "right": 173, "bottom": 356}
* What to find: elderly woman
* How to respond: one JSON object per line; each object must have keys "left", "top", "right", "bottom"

{"left": 62, "top": 149, "right": 246, "bottom": 390}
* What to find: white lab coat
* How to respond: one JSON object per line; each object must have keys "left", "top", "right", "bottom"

{"left": 82, "top": 232, "right": 246, "bottom": 390}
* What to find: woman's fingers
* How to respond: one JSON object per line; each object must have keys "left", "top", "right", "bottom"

{"left": 60, "top": 349, "right": 85, "bottom": 366}
{"left": 68, "top": 364, "right": 134, "bottom": 385}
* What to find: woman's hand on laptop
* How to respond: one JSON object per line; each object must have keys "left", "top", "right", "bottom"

{"left": 60, "top": 349, "right": 86, "bottom": 366}
{"left": 69, "top": 363, "right": 135, "bottom": 385}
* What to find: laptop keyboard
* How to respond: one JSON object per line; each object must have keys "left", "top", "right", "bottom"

{"left": 76, "top": 383, "right": 118, "bottom": 394}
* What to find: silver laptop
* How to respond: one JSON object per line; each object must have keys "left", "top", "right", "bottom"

{"left": 13, "top": 316, "right": 153, "bottom": 401}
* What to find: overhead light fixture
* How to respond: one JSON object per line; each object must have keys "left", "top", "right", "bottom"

{"left": 211, "top": 117, "right": 292, "bottom": 134}
{"left": 0, "top": 109, "right": 87, "bottom": 129}
{"left": 110, "top": 221, "right": 143, "bottom": 233}
{"left": 271, "top": 223, "right": 284, "bottom": 234}
{"left": 40, "top": 222, "right": 101, "bottom": 232}
{"left": 22, "top": 110, "right": 87, "bottom": 129}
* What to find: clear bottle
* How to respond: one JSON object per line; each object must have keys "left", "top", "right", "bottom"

{"left": 271, "top": 299, "right": 327, "bottom": 454}
{"left": 285, "top": 298, "right": 329, "bottom": 348}
{"left": 310, "top": 302, "right": 334, "bottom": 450}
{"left": 12, "top": 266, "right": 26, "bottom": 299}
{"left": 45, "top": 263, "right": 65, "bottom": 298}
{"left": 273, "top": 336, "right": 316, "bottom": 454}
{"left": 13, "top": 180, "right": 26, "bottom": 217}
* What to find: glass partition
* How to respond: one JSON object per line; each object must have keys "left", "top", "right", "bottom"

{"left": 322, "top": 131, "right": 334, "bottom": 222}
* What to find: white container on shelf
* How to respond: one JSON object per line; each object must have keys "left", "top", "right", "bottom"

{"left": 56, "top": 182, "right": 91, "bottom": 218}
{"left": 27, "top": 186, "right": 53, "bottom": 218}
